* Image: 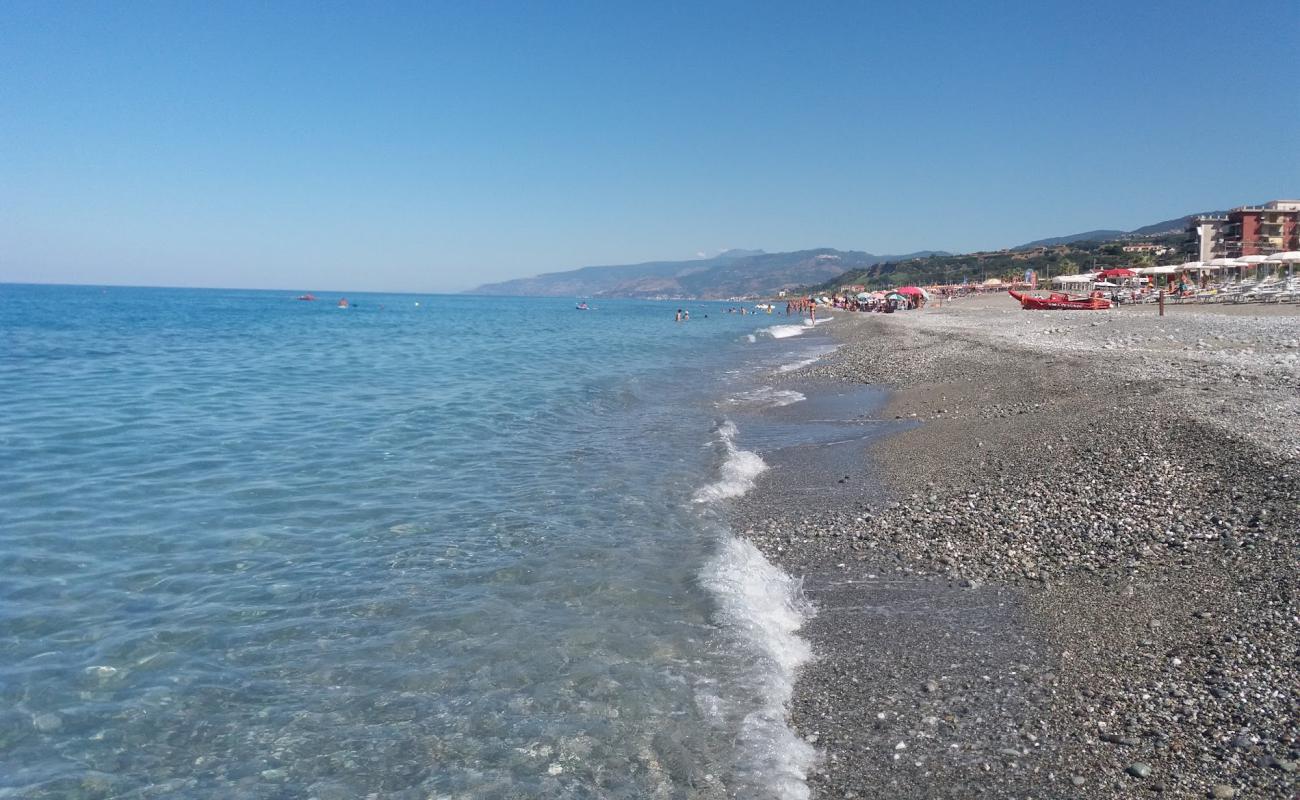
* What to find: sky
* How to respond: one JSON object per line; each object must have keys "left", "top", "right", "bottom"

{"left": 2, "top": 1, "right": 1297, "bottom": 292}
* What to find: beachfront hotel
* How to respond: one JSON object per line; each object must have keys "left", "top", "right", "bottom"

{"left": 1188, "top": 199, "right": 1300, "bottom": 261}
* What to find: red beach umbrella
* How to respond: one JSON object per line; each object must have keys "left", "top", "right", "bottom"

{"left": 1099, "top": 268, "right": 1136, "bottom": 278}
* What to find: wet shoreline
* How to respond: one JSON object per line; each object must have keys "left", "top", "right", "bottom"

{"left": 736, "top": 298, "right": 1298, "bottom": 798}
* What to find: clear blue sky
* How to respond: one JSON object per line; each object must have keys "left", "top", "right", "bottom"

{"left": 2, "top": 0, "right": 1297, "bottom": 292}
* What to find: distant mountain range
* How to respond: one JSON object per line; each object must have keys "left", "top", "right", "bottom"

{"left": 1013, "top": 210, "right": 1228, "bottom": 249}
{"left": 471, "top": 248, "right": 945, "bottom": 299}
{"left": 470, "top": 207, "right": 1233, "bottom": 299}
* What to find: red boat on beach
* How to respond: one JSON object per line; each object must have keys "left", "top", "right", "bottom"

{"left": 1008, "top": 289, "right": 1111, "bottom": 311}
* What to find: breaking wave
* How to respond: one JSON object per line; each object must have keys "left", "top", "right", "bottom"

{"left": 693, "top": 420, "right": 768, "bottom": 503}
{"left": 701, "top": 534, "right": 817, "bottom": 799}
{"left": 725, "top": 387, "right": 807, "bottom": 409}
{"left": 760, "top": 324, "right": 807, "bottom": 339}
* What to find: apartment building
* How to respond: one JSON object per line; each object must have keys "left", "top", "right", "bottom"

{"left": 1189, "top": 200, "right": 1300, "bottom": 260}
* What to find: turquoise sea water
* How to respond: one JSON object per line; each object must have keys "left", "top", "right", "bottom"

{"left": 0, "top": 285, "right": 836, "bottom": 799}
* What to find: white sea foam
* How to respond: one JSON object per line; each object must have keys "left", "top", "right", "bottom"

{"left": 777, "top": 357, "right": 819, "bottom": 373}
{"left": 761, "top": 324, "right": 807, "bottom": 339}
{"left": 746, "top": 334, "right": 758, "bottom": 343}
{"left": 694, "top": 420, "right": 816, "bottom": 797}
{"left": 693, "top": 420, "right": 768, "bottom": 503}
{"left": 702, "top": 536, "right": 817, "bottom": 800}
{"left": 725, "top": 387, "right": 806, "bottom": 408}
{"left": 777, "top": 343, "right": 841, "bottom": 373}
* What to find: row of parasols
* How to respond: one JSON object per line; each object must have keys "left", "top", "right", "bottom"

{"left": 853, "top": 286, "right": 930, "bottom": 302}
{"left": 1054, "top": 252, "right": 1300, "bottom": 283}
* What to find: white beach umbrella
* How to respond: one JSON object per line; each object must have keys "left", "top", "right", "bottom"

{"left": 1208, "top": 257, "right": 1239, "bottom": 267}
{"left": 1181, "top": 261, "right": 1204, "bottom": 270}
{"left": 1238, "top": 255, "right": 1270, "bottom": 264}
{"left": 1271, "top": 251, "right": 1300, "bottom": 262}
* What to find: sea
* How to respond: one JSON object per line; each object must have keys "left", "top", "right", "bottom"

{"left": 0, "top": 285, "right": 842, "bottom": 800}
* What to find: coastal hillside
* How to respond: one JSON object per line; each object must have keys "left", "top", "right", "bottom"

{"left": 815, "top": 207, "right": 1237, "bottom": 291}
{"left": 811, "top": 234, "right": 1187, "bottom": 292}
{"left": 1014, "top": 209, "right": 1228, "bottom": 249}
{"left": 473, "top": 208, "right": 1231, "bottom": 299}
{"left": 470, "top": 248, "right": 943, "bottom": 299}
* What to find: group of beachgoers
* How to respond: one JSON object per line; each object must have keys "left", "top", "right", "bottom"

{"left": 822, "top": 293, "right": 923, "bottom": 313}
{"left": 676, "top": 299, "right": 825, "bottom": 322}
{"left": 786, "top": 298, "right": 817, "bottom": 316}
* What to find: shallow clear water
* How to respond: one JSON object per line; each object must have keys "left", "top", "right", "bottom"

{"left": 0, "top": 286, "right": 840, "bottom": 799}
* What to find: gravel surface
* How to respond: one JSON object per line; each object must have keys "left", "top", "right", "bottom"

{"left": 737, "top": 295, "right": 1298, "bottom": 799}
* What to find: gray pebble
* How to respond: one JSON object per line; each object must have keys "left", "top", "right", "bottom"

{"left": 1126, "top": 762, "right": 1152, "bottom": 779}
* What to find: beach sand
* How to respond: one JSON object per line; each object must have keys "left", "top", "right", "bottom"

{"left": 740, "top": 294, "right": 1298, "bottom": 798}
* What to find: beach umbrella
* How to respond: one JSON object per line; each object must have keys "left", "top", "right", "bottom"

{"left": 1208, "top": 257, "right": 1243, "bottom": 277}
{"left": 1269, "top": 251, "right": 1300, "bottom": 277}
{"left": 855, "top": 292, "right": 872, "bottom": 300}
{"left": 895, "top": 286, "right": 924, "bottom": 296}
{"left": 1099, "top": 268, "right": 1136, "bottom": 278}
{"left": 1237, "top": 255, "right": 1270, "bottom": 264}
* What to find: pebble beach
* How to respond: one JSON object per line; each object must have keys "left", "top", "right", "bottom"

{"left": 741, "top": 295, "right": 1298, "bottom": 798}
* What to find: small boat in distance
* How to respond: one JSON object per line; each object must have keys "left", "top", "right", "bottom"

{"left": 576, "top": 302, "right": 590, "bottom": 310}
{"left": 337, "top": 298, "right": 350, "bottom": 309}
{"left": 1008, "top": 289, "right": 1110, "bottom": 311}
{"left": 296, "top": 293, "right": 317, "bottom": 301}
